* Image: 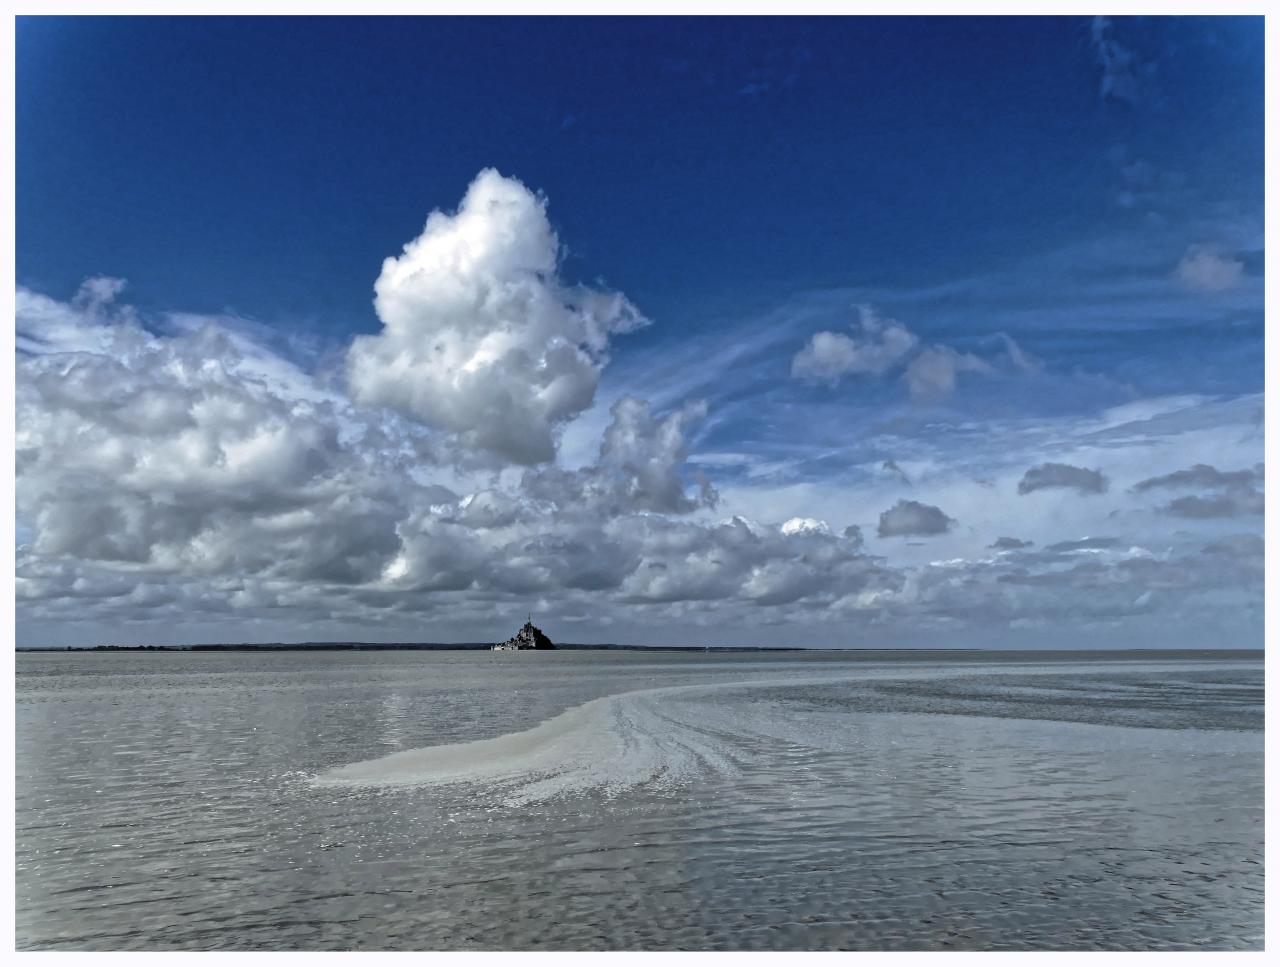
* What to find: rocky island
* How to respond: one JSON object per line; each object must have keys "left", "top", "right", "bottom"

{"left": 492, "top": 618, "right": 555, "bottom": 651}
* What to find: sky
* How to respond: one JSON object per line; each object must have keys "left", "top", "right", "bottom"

{"left": 14, "top": 15, "right": 1265, "bottom": 648}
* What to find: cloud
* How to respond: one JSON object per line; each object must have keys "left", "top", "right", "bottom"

{"left": 791, "top": 306, "right": 1009, "bottom": 400}
{"left": 16, "top": 280, "right": 144, "bottom": 356}
{"left": 1164, "top": 491, "right": 1264, "bottom": 519}
{"left": 989, "top": 536, "right": 1033, "bottom": 550}
{"left": 14, "top": 161, "right": 1264, "bottom": 648}
{"left": 74, "top": 275, "right": 129, "bottom": 308}
{"left": 18, "top": 276, "right": 909, "bottom": 625}
{"left": 1107, "top": 149, "right": 1188, "bottom": 214}
{"left": 1090, "top": 16, "right": 1141, "bottom": 105}
{"left": 16, "top": 284, "right": 1263, "bottom": 651}
{"left": 881, "top": 459, "right": 911, "bottom": 485}
{"left": 1044, "top": 537, "right": 1120, "bottom": 554}
{"left": 780, "top": 517, "right": 829, "bottom": 536}
{"left": 347, "top": 168, "right": 647, "bottom": 465}
{"left": 1017, "top": 462, "right": 1108, "bottom": 495}
{"left": 876, "top": 499, "right": 955, "bottom": 538}
{"left": 995, "top": 332, "right": 1040, "bottom": 374}
{"left": 1175, "top": 247, "right": 1246, "bottom": 292}
{"left": 896, "top": 531, "right": 1262, "bottom": 637}
{"left": 902, "top": 345, "right": 993, "bottom": 401}
{"left": 1132, "top": 462, "right": 1263, "bottom": 520}
{"left": 12, "top": 253, "right": 903, "bottom": 640}
{"left": 17, "top": 285, "right": 409, "bottom": 590}
{"left": 790, "top": 306, "right": 918, "bottom": 385}
{"left": 1134, "top": 463, "right": 1263, "bottom": 492}
{"left": 594, "top": 397, "right": 716, "bottom": 512}
{"left": 521, "top": 396, "right": 717, "bottom": 515}
{"left": 615, "top": 515, "right": 896, "bottom": 608}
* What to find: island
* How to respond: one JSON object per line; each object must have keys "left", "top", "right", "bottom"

{"left": 492, "top": 618, "right": 556, "bottom": 651}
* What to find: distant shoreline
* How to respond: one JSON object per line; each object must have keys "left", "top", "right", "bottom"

{"left": 16, "top": 642, "right": 803, "bottom": 653}
{"left": 15, "top": 644, "right": 1263, "bottom": 657}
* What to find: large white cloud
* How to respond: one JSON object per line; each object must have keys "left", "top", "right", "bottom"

{"left": 16, "top": 276, "right": 903, "bottom": 635}
{"left": 17, "top": 281, "right": 408, "bottom": 591}
{"left": 521, "top": 396, "right": 717, "bottom": 515}
{"left": 348, "top": 169, "right": 647, "bottom": 464}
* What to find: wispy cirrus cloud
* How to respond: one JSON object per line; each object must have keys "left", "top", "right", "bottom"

{"left": 1091, "top": 16, "right": 1145, "bottom": 105}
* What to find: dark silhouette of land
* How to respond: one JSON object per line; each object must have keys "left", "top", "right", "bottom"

{"left": 15, "top": 645, "right": 1262, "bottom": 664}
{"left": 17, "top": 642, "right": 808, "bottom": 653}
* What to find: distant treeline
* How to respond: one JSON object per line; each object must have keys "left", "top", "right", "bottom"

{"left": 19, "top": 642, "right": 808, "bottom": 653}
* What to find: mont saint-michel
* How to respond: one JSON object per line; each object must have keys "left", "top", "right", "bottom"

{"left": 492, "top": 619, "right": 556, "bottom": 651}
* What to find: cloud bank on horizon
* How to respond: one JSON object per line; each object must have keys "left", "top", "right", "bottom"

{"left": 16, "top": 170, "right": 1263, "bottom": 649}
{"left": 14, "top": 16, "right": 1264, "bottom": 648}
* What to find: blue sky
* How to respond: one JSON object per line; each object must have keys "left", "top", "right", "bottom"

{"left": 15, "top": 16, "right": 1265, "bottom": 647}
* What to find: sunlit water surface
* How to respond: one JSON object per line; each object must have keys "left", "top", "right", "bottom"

{"left": 16, "top": 649, "right": 1263, "bottom": 950}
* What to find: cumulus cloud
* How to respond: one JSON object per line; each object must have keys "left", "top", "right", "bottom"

{"left": 780, "top": 517, "right": 829, "bottom": 536}
{"left": 876, "top": 499, "right": 955, "bottom": 538}
{"left": 903, "top": 345, "right": 993, "bottom": 401}
{"left": 1017, "top": 462, "right": 1108, "bottom": 496}
{"left": 74, "top": 275, "right": 129, "bottom": 309}
{"left": 594, "top": 397, "right": 716, "bottom": 512}
{"left": 18, "top": 276, "right": 914, "bottom": 631}
{"left": 17, "top": 279, "right": 143, "bottom": 356}
{"left": 1132, "top": 462, "right": 1263, "bottom": 520}
{"left": 1175, "top": 246, "right": 1245, "bottom": 292}
{"left": 521, "top": 396, "right": 717, "bottom": 515}
{"left": 14, "top": 172, "right": 1263, "bottom": 650}
{"left": 1164, "top": 491, "right": 1264, "bottom": 519}
{"left": 1134, "top": 463, "right": 1262, "bottom": 492}
{"left": 616, "top": 515, "right": 897, "bottom": 608}
{"left": 17, "top": 298, "right": 411, "bottom": 595}
{"left": 347, "top": 168, "right": 647, "bottom": 464}
{"left": 15, "top": 281, "right": 1263, "bottom": 653}
{"left": 790, "top": 306, "right": 918, "bottom": 385}
{"left": 989, "top": 536, "right": 1033, "bottom": 550}
{"left": 792, "top": 306, "right": 1011, "bottom": 400}
{"left": 897, "top": 530, "right": 1262, "bottom": 637}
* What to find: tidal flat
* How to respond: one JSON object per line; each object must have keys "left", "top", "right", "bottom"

{"left": 16, "top": 649, "right": 1263, "bottom": 950}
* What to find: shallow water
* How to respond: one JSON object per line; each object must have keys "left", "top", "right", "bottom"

{"left": 16, "top": 649, "right": 1264, "bottom": 950}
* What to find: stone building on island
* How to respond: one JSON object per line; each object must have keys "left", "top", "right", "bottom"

{"left": 492, "top": 616, "right": 556, "bottom": 651}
